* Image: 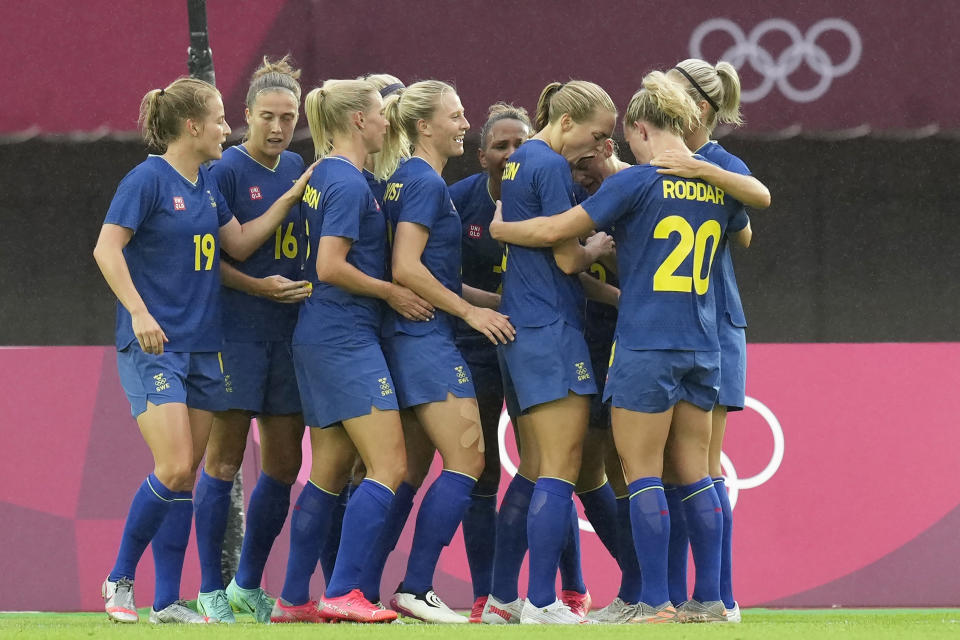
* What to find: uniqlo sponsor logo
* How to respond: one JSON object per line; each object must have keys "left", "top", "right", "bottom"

{"left": 468, "top": 224, "right": 482, "bottom": 239}
{"left": 172, "top": 196, "right": 185, "bottom": 210}
{"left": 249, "top": 186, "right": 262, "bottom": 200}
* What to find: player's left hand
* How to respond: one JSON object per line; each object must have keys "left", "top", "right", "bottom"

{"left": 287, "top": 160, "right": 321, "bottom": 199}
{"left": 585, "top": 230, "right": 615, "bottom": 258}
{"left": 490, "top": 200, "right": 504, "bottom": 241}
{"left": 651, "top": 149, "right": 706, "bottom": 178}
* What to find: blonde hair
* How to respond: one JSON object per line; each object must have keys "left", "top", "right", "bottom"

{"left": 534, "top": 80, "right": 616, "bottom": 132}
{"left": 138, "top": 77, "right": 220, "bottom": 151}
{"left": 381, "top": 80, "right": 455, "bottom": 177}
{"left": 357, "top": 73, "right": 405, "bottom": 179}
{"left": 624, "top": 71, "right": 700, "bottom": 137}
{"left": 480, "top": 102, "right": 531, "bottom": 149}
{"left": 303, "top": 79, "right": 378, "bottom": 160}
{"left": 668, "top": 59, "right": 743, "bottom": 130}
{"left": 246, "top": 55, "right": 302, "bottom": 108}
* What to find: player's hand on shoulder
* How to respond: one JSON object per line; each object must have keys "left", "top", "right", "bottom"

{"left": 651, "top": 148, "right": 704, "bottom": 178}
{"left": 131, "top": 309, "right": 168, "bottom": 355}
{"left": 464, "top": 305, "right": 515, "bottom": 345}
{"left": 259, "top": 275, "right": 312, "bottom": 303}
{"left": 387, "top": 284, "right": 435, "bottom": 322}
{"left": 288, "top": 160, "right": 321, "bottom": 198}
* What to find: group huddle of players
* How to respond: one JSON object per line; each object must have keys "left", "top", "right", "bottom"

{"left": 93, "top": 53, "right": 769, "bottom": 625}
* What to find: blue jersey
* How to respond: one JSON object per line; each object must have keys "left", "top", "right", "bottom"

{"left": 210, "top": 145, "right": 305, "bottom": 342}
{"left": 575, "top": 182, "right": 619, "bottom": 345}
{"left": 293, "top": 156, "right": 388, "bottom": 344}
{"left": 449, "top": 172, "right": 504, "bottom": 339}
{"left": 382, "top": 157, "right": 462, "bottom": 337}
{"left": 582, "top": 161, "right": 744, "bottom": 351}
{"left": 500, "top": 139, "right": 584, "bottom": 329}
{"left": 104, "top": 155, "right": 234, "bottom": 352}
{"left": 696, "top": 141, "right": 751, "bottom": 328}
{"left": 364, "top": 168, "right": 387, "bottom": 205}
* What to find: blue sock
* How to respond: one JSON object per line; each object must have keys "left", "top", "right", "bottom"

{"left": 402, "top": 470, "right": 477, "bottom": 594}
{"left": 714, "top": 478, "right": 735, "bottom": 609}
{"left": 320, "top": 484, "right": 351, "bottom": 586}
{"left": 326, "top": 479, "right": 395, "bottom": 598}
{"left": 681, "top": 477, "right": 723, "bottom": 604}
{"left": 578, "top": 481, "right": 620, "bottom": 562}
{"left": 629, "top": 477, "right": 670, "bottom": 606}
{"left": 615, "top": 496, "right": 642, "bottom": 603}
{"left": 150, "top": 490, "right": 193, "bottom": 610}
{"left": 490, "top": 474, "right": 534, "bottom": 602}
{"left": 279, "top": 481, "right": 338, "bottom": 606}
{"left": 360, "top": 481, "right": 415, "bottom": 602}
{"left": 527, "top": 477, "right": 575, "bottom": 607}
{"left": 462, "top": 491, "right": 497, "bottom": 600}
{"left": 234, "top": 472, "right": 292, "bottom": 590}
{"left": 193, "top": 470, "right": 233, "bottom": 593}
{"left": 558, "top": 500, "right": 586, "bottom": 593}
{"left": 109, "top": 474, "right": 176, "bottom": 582}
{"left": 664, "top": 484, "right": 689, "bottom": 606}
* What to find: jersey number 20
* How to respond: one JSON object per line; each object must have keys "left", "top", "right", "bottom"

{"left": 653, "top": 216, "right": 720, "bottom": 294}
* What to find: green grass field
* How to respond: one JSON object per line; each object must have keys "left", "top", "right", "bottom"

{"left": 2, "top": 609, "right": 959, "bottom": 639}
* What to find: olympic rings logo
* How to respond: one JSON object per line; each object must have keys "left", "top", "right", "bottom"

{"left": 689, "top": 18, "right": 862, "bottom": 103}
{"left": 497, "top": 395, "right": 784, "bottom": 532}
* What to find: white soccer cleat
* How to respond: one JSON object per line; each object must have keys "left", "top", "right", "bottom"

{"left": 389, "top": 586, "right": 466, "bottom": 623}
{"left": 627, "top": 601, "right": 678, "bottom": 624}
{"left": 520, "top": 598, "right": 597, "bottom": 624}
{"left": 102, "top": 577, "right": 138, "bottom": 623}
{"left": 676, "top": 599, "right": 727, "bottom": 623}
{"left": 480, "top": 594, "right": 524, "bottom": 624}
{"left": 589, "top": 596, "right": 638, "bottom": 623}
{"left": 148, "top": 600, "right": 217, "bottom": 624}
{"left": 724, "top": 601, "right": 742, "bottom": 623}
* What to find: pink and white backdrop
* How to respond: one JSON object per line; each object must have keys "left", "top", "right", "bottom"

{"left": 2, "top": 344, "right": 957, "bottom": 611}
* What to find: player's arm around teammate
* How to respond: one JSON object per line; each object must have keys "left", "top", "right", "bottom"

{"left": 376, "top": 81, "right": 516, "bottom": 624}
{"left": 492, "top": 71, "right": 744, "bottom": 623}
{"left": 93, "top": 76, "right": 310, "bottom": 625}
{"left": 192, "top": 56, "right": 312, "bottom": 623}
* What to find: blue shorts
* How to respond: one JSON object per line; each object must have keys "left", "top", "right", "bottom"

{"left": 587, "top": 336, "right": 613, "bottom": 430}
{"left": 457, "top": 334, "right": 505, "bottom": 433}
{"left": 717, "top": 322, "right": 746, "bottom": 411}
{"left": 116, "top": 344, "right": 227, "bottom": 418}
{"left": 604, "top": 344, "right": 720, "bottom": 413}
{"left": 216, "top": 340, "right": 301, "bottom": 415}
{"left": 293, "top": 333, "right": 399, "bottom": 428}
{"left": 499, "top": 318, "right": 596, "bottom": 412}
{"left": 383, "top": 330, "right": 476, "bottom": 409}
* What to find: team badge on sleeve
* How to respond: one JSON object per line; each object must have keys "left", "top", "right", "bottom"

{"left": 172, "top": 196, "right": 185, "bottom": 211}
{"left": 249, "top": 186, "right": 262, "bottom": 200}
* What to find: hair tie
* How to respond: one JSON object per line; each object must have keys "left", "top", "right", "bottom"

{"left": 158, "top": 88, "right": 165, "bottom": 97}
{"left": 673, "top": 66, "right": 719, "bottom": 113}
{"left": 379, "top": 82, "right": 404, "bottom": 98}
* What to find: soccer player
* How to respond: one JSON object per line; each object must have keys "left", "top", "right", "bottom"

{"left": 191, "top": 55, "right": 311, "bottom": 624}
{"left": 270, "top": 79, "right": 430, "bottom": 624}
{"left": 655, "top": 58, "right": 771, "bottom": 623}
{"left": 482, "top": 80, "right": 617, "bottom": 625}
{"left": 488, "top": 70, "right": 749, "bottom": 623}
{"left": 377, "top": 80, "right": 515, "bottom": 623}
{"left": 94, "top": 76, "right": 314, "bottom": 624}
{"left": 447, "top": 102, "right": 531, "bottom": 622}
{"left": 318, "top": 72, "right": 405, "bottom": 592}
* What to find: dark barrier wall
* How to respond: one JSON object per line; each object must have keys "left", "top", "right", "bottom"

{"left": 0, "top": 136, "right": 957, "bottom": 345}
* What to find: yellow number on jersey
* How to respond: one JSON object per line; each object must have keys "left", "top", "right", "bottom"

{"left": 652, "top": 216, "right": 721, "bottom": 294}
{"left": 193, "top": 233, "right": 215, "bottom": 271}
{"left": 590, "top": 261, "right": 607, "bottom": 284}
{"left": 274, "top": 222, "right": 298, "bottom": 260}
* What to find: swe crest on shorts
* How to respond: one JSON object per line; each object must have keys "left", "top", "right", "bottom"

{"left": 153, "top": 372, "right": 171, "bottom": 392}
{"left": 455, "top": 365, "right": 470, "bottom": 384}
{"left": 575, "top": 361, "right": 590, "bottom": 382}
{"left": 379, "top": 377, "right": 393, "bottom": 396}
